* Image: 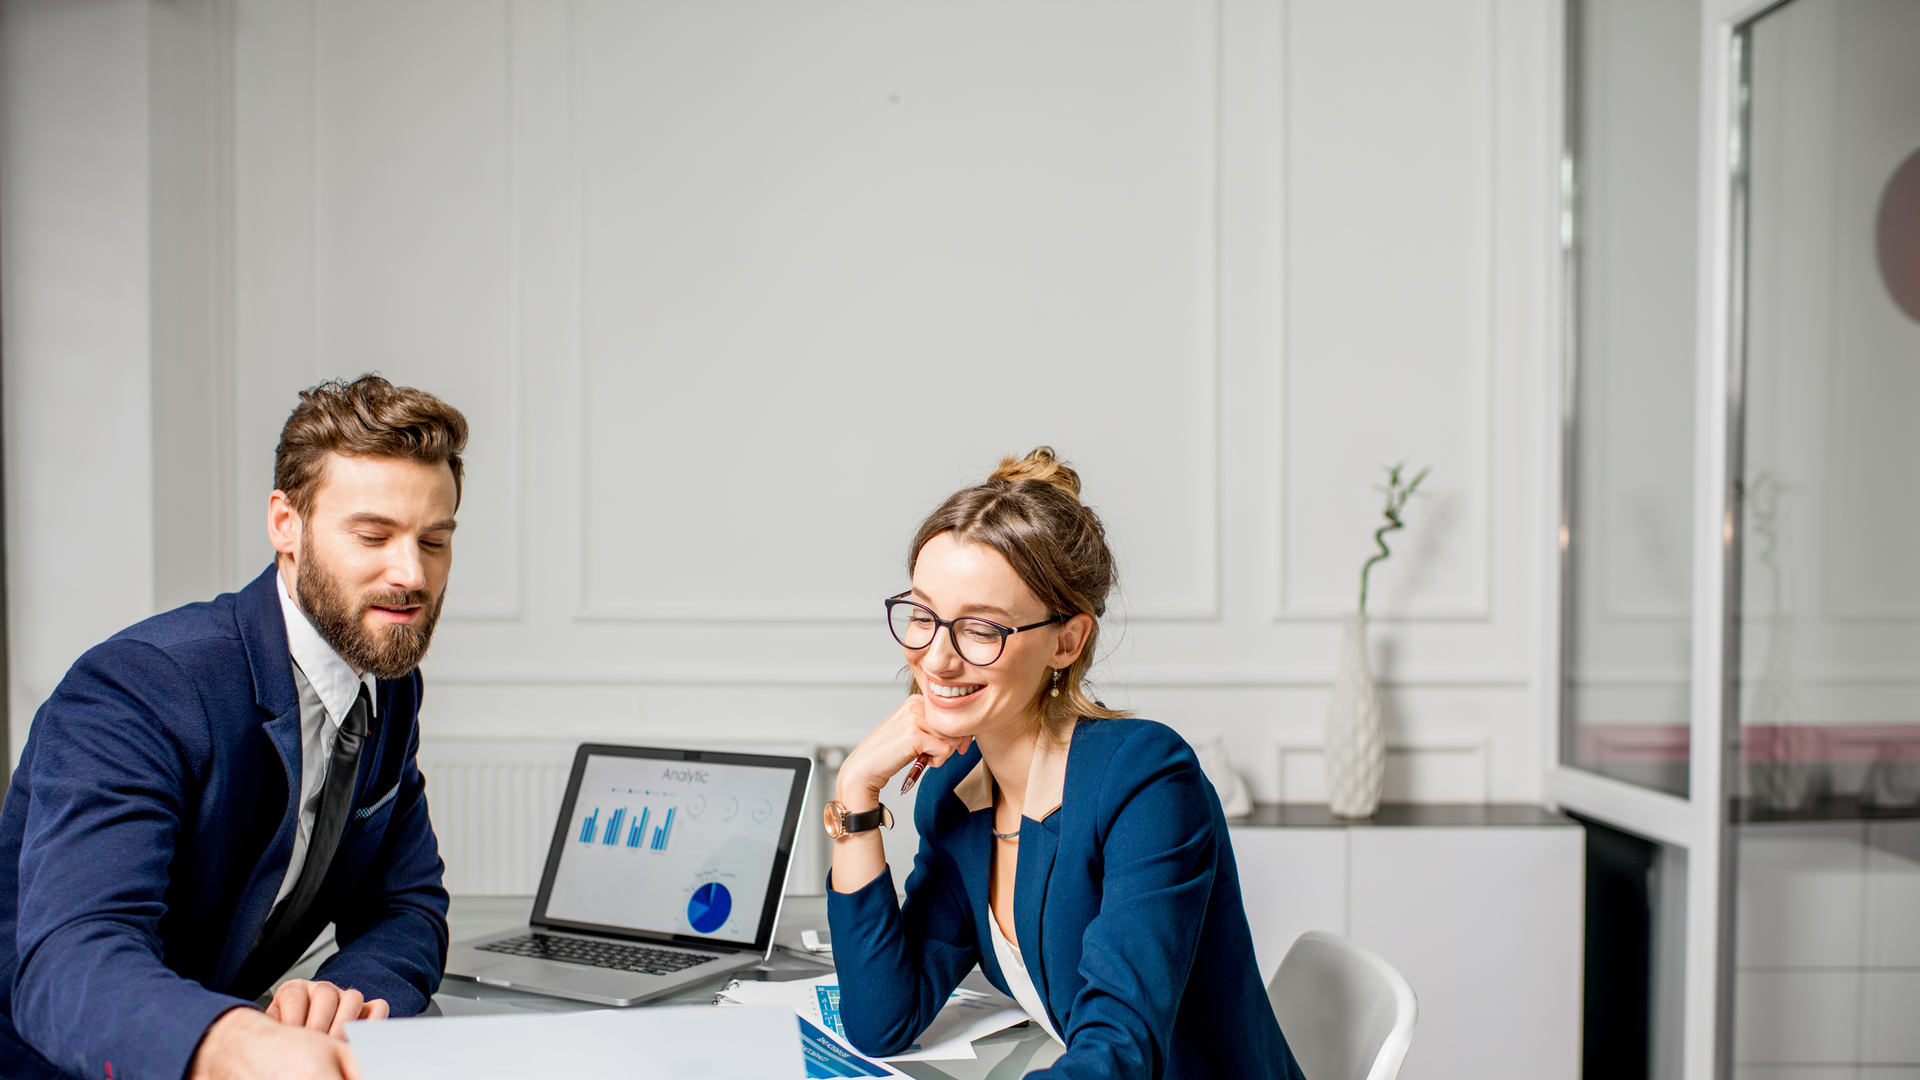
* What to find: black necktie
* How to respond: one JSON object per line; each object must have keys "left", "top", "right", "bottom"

{"left": 234, "top": 682, "right": 373, "bottom": 999}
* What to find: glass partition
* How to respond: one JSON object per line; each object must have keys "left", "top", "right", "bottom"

{"left": 1561, "top": 0, "right": 1701, "bottom": 797}
{"left": 1731, "top": 0, "right": 1920, "bottom": 1074}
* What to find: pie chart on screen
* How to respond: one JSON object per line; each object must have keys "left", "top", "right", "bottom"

{"left": 687, "top": 882, "right": 732, "bottom": 934}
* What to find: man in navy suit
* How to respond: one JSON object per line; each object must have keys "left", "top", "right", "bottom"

{"left": 0, "top": 375, "right": 465, "bottom": 1080}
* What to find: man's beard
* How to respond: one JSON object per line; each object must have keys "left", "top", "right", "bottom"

{"left": 295, "top": 531, "right": 447, "bottom": 680}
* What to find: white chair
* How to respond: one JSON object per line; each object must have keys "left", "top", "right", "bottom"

{"left": 1267, "top": 930, "right": 1419, "bottom": 1080}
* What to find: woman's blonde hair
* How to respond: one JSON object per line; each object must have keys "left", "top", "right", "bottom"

{"left": 908, "top": 447, "right": 1129, "bottom": 740}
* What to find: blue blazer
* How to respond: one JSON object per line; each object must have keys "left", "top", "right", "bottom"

{"left": 828, "top": 719, "right": 1302, "bottom": 1080}
{"left": 0, "top": 564, "right": 449, "bottom": 1080}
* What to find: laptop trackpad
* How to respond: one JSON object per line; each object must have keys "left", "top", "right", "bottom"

{"left": 550, "top": 966, "right": 669, "bottom": 998}
{"left": 467, "top": 958, "right": 571, "bottom": 985}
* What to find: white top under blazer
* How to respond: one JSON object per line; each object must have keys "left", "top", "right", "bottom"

{"left": 988, "top": 905, "right": 1064, "bottom": 1046}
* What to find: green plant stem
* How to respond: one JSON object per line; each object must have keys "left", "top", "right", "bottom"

{"left": 1357, "top": 463, "right": 1428, "bottom": 615}
{"left": 1359, "top": 520, "right": 1404, "bottom": 615}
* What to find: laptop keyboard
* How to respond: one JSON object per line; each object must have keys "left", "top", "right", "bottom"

{"left": 477, "top": 933, "right": 720, "bottom": 976}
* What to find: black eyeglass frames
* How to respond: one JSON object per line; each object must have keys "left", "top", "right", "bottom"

{"left": 883, "top": 593, "right": 1068, "bottom": 667}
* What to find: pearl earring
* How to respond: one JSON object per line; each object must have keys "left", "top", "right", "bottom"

{"left": 1050, "top": 669, "right": 1061, "bottom": 698}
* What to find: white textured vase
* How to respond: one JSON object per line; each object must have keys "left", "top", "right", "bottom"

{"left": 1325, "top": 613, "right": 1385, "bottom": 818}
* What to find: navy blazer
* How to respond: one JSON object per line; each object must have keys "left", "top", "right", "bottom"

{"left": 0, "top": 564, "right": 449, "bottom": 1080}
{"left": 828, "top": 719, "right": 1302, "bottom": 1080}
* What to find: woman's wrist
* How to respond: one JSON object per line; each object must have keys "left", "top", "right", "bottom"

{"left": 834, "top": 779, "right": 883, "bottom": 813}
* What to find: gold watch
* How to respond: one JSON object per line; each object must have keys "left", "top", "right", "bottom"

{"left": 823, "top": 800, "right": 894, "bottom": 839}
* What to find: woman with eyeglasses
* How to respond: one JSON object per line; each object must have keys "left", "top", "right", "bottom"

{"left": 824, "top": 448, "right": 1302, "bottom": 1079}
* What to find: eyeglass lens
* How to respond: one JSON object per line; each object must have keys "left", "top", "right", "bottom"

{"left": 888, "top": 602, "right": 1009, "bottom": 666}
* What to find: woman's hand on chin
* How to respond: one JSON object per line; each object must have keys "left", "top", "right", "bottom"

{"left": 837, "top": 694, "right": 971, "bottom": 811}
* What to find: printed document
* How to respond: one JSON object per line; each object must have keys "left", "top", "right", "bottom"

{"left": 718, "top": 972, "right": 1029, "bottom": 1062}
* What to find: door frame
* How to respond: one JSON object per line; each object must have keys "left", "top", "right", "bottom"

{"left": 1540, "top": 1, "right": 1779, "bottom": 1077}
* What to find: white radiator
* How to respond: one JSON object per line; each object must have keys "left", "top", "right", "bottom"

{"left": 414, "top": 737, "right": 831, "bottom": 898}
{"left": 415, "top": 739, "right": 576, "bottom": 895}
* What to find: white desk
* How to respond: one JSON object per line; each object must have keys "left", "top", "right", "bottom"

{"left": 288, "top": 895, "right": 1064, "bottom": 1079}
{"left": 838, "top": 797, "right": 1582, "bottom": 1080}
{"left": 289, "top": 803, "right": 1584, "bottom": 1080}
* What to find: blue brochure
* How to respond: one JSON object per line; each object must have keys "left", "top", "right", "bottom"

{"left": 798, "top": 1016, "right": 893, "bottom": 1078}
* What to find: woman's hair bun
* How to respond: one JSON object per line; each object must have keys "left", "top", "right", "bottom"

{"left": 989, "top": 446, "right": 1082, "bottom": 502}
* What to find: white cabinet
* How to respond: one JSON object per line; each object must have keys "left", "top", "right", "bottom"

{"left": 1229, "top": 825, "right": 1348, "bottom": 984}
{"left": 1230, "top": 806, "right": 1584, "bottom": 1080}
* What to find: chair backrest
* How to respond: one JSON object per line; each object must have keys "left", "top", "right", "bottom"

{"left": 1267, "top": 930, "right": 1419, "bottom": 1080}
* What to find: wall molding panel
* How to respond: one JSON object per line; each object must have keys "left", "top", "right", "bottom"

{"left": 5, "top": 0, "right": 1560, "bottom": 819}
{"left": 569, "top": 0, "right": 1228, "bottom": 627}
{"left": 312, "top": 0, "right": 525, "bottom": 621}
{"left": 1273, "top": 726, "right": 1497, "bottom": 804}
{"left": 1274, "top": 0, "right": 1500, "bottom": 625}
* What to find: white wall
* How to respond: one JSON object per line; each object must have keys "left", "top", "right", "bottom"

{"left": 5, "top": 0, "right": 1560, "bottom": 814}
{"left": 1, "top": 0, "right": 160, "bottom": 746}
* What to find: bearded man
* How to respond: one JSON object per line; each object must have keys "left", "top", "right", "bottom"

{"left": 0, "top": 376, "right": 463, "bottom": 1080}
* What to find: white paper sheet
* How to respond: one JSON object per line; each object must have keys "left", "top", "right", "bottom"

{"left": 888, "top": 985, "right": 1033, "bottom": 1062}
{"left": 717, "top": 974, "right": 1029, "bottom": 1062}
{"left": 346, "top": 1003, "right": 803, "bottom": 1079}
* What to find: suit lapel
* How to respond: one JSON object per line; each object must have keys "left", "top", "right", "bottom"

{"left": 235, "top": 564, "right": 299, "bottom": 720}
{"left": 1014, "top": 811, "right": 1062, "bottom": 1025}
{"left": 951, "top": 732, "right": 1074, "bottom": 1028}
{"left": 215, "top": 565, "right": 307, "bottom": 990}
{"left": 956, "top": 804, "right": 998, "bottom": 987}
{"left": 940, "top": 752, "right": 1002, "bottom": 990}
{"left": 1014, "top": 726, "right": 1074, "bottom": 1030}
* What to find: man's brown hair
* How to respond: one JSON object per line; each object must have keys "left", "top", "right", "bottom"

{"left": 275, "top": 374, "right": 470, "bottom": 515}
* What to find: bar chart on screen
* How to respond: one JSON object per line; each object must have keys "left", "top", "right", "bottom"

{"left": 576, "top": 798, "right": 679, "bottom": 853}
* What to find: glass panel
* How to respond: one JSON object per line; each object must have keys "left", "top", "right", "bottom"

{"left": 1562, "top": 0, "right": 1700, "bottom": 797}
{"left": 1733, "top": 1, "right": 1920, "bottom": 1075}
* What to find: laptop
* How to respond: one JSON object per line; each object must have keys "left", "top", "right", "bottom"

{"left": 444, "top": 743, "right": 814, "bottom": 1006}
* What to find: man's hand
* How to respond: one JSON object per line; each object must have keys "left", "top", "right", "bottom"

{"left": 264, "top": 979, "right": 392, "bottom": 1039}
{"left": 188, "top": 1006, "right": 363, "bottom": 1080}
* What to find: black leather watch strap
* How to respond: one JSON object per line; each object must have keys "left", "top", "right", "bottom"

{"left": 824, "top": 800, "right": 895, "bottom": 839}
{"left": 841, "top": 804, "right": 890, "bottom": 834}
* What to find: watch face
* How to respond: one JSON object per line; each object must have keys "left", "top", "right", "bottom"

{"left": 823, "top": 800, "right": 849, "bottom": 840}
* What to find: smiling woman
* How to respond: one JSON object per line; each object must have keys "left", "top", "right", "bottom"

{"left": 824, "top": 448, "right": 1305, "bottom": 1080}
{"left": 899, "top": 449, "right": 1128, "bottom": 742}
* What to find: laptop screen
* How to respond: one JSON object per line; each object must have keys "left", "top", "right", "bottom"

{"left": 537, "top": 747, "right": 810, "bottom": 947}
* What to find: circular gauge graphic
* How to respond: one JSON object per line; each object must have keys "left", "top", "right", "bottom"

{"left": 685, "top": 795, "right": 707, "bottom": 818}
{"left": 751, "top": 799, "right": 774, "bottom": 824}
{"left": 687, "top": 882, "right": 732, "bottom": 934}
{"left": 721, "top": 797, "right": 740, "bottom": 822}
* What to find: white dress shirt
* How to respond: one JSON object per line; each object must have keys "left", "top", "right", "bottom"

{"left": 273, "top": 569, "right": 379, "bottom": 907}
